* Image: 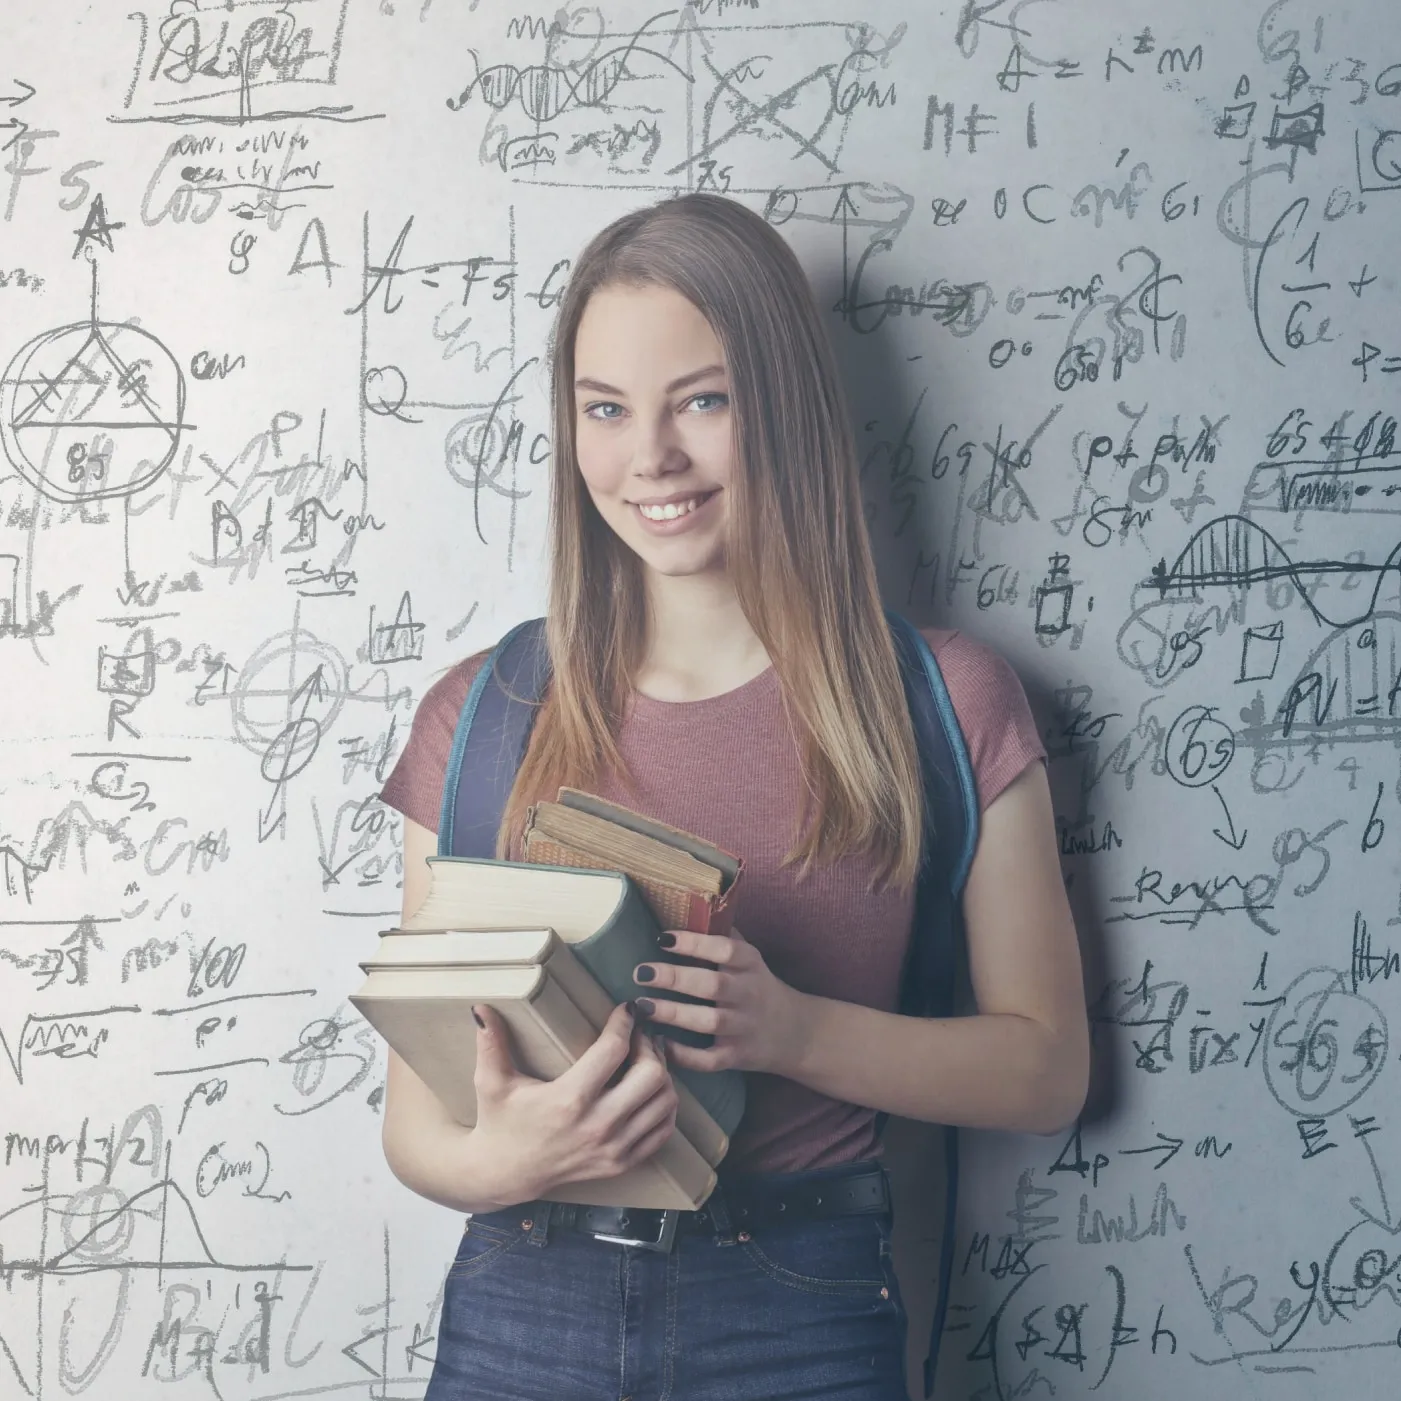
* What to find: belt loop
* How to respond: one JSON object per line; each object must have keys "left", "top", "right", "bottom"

{"left": 705, "top": 1181, "right": 739, "bottom": 1247}
{"left": 525, "top": 1201, "right": 553, "bottom": 1248}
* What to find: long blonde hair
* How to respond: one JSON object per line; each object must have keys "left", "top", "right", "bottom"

{"left": 496, "top": 192, "right": 926, "bottom": 894}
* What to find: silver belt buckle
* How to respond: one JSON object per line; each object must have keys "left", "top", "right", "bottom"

{"left": 590, "top": 1208, "right": 680, "bottom": 1253}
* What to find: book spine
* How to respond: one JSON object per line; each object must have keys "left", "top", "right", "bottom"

{"left": 564, "top": 880, "right": 746, "bottom": 1139}
{"left": 703, "top": 885, "right": 737, "bottom": 937}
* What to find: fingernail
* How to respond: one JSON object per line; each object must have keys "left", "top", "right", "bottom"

{"left": 624, "top": 999, "right": 637, "bottom": 1018}
{"left": 657, "top": 932, "right": 676, "bottom": 949}
{"left": 634, "top": 998, "right": 656, "bottom": 1017}
{"left": 635, "top": 965, "right": 656, "bottom": 983}
{"left": 471, "top": 1006, "right": 486, "bottom": 1029}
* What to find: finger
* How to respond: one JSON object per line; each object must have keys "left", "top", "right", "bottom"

{"left": 654, "top": 1036, "right": 716, "bottom": 1074}
{"left": 631, "top": 996, "right": 723, "bottom": 1040}
{"left": 471, "top": 1003, "right": 519, "bottom": 1090}
{"left": 599, "top": 1042, "right": 670, "bottom": 1136}
{"left": 662, "top": 930, "right": 740, "bottom": 965}
{"left": 624, "top": 1053, "right": 678, "bottom": 1115}
{"left": 622, "top": 1025, "right": 671, "bottom": 1084}
{"left": 638, "top": 1031, "right": 674, "bottom": 1080}
{"left": 633, "top": 961, "right": 724, "bottom": 1000}
{"left": 564, "top": 1000, "right": 637, "bottom": 1098}
{"left": 603, "top": 1018, "right": 643, "bottom": 1090}
{"left": 615, "top": 1074, "right": 679, "bottom": 1157}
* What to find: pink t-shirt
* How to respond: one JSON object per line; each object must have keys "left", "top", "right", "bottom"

{"left": 377, "top": 626, "right": 1046, "bottom": 1175}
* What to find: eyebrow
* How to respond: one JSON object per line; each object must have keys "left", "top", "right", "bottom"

{"left": 574, "top": 364, "right": 727, "bottom": 396}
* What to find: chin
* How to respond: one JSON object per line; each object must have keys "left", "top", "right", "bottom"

{"left": 609, "top": 512, "right": 729, "bottom": 578}
{"left": 638, "top": 547, "right": 727, "bottom": 579}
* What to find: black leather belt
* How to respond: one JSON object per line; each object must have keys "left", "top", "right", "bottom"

{"left": 535, "top": 1161, "right": 890, "bottom": 1254}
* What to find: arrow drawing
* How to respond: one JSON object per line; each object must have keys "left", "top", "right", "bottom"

{"left": 1211, "top": 784, "right": 1247, "bottom": 849}
{"left": 1351, "top": 1129, "right": 1398, "bottom": 1232}
{"left": 1118, "top": 1132, "right": 1184, "bottom": 1171}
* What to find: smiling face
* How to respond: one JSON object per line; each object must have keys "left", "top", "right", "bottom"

{"left": 572, "top": 282, "right": 735, "bottom": 583}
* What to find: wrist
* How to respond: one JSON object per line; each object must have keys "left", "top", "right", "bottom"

{"left": 457, "top": 1129, "right": 540, "bottom": 1212}
{"left": 774, "top": 986, "right": 819, "bottom": 1079}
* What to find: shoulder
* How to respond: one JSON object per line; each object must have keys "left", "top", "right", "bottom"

{"left": 418, "top": 648, "right": 492, "bottom": 729}
{"left": 398, "top": 647, "right": 494, "bottom": 756}
{"left": 376, "top": 647, "right": 493, "bottom": 833}
{"left": 914, "top": 626, "right": 1047, "bottom": 812}
{"left": 917, "top": 626, "right": 1030, "bottom": 712}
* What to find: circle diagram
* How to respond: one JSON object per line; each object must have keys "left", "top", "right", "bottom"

{"left": 0, "top": 318, "right": 186, "bottom": 503}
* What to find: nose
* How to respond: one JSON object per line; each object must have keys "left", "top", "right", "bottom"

{"left": 630, "top": 411, "right": 688, "bottom": 482}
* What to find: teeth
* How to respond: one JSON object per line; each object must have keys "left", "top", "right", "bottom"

{"left": 638, "top": 495, "right": 706, "bottom": 520}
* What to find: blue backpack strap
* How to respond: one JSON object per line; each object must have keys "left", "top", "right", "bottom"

{"left": 883, "top": 607, "right": 980, "bottom": 1399}
{"left": 437, "top": 617, "right": 551, "bottom": 858}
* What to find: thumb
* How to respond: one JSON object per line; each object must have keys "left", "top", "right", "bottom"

{"left": 471, "top": 1003, "right": 513, "bottom": 1088}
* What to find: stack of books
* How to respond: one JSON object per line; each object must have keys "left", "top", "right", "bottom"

{"left": 350, "top": 789, "right": 745, "bottom": 1210}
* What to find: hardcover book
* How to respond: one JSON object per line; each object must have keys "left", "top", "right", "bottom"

{"left": 350, "top": 947, "right": 716, "bottom": 1209}
{"left": 360, "top": 926, "right": 730, "bottom": 1169}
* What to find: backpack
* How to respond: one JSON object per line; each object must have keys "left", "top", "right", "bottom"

{"left": 436, "top": 609, "right": 979, "bottom": 1399}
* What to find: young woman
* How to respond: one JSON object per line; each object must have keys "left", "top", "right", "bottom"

{"left": 376, "top": 192, "right": 1088, "bottom": 1400}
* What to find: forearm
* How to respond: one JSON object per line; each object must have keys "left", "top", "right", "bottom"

{"left": 382, "top": 1119, "right": 535, "bottom": 1216}
{"left": 781, "top": 990, "right": 1086, "bottom": 1135}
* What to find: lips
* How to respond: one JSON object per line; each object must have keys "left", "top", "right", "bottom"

{"left": 629, "top": 488, "right": 721, "bottom": 532}
{"left": 630, "top": 489, "right": 719, "bottom": 511}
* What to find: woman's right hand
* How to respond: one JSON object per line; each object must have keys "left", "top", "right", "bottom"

{"left": 467, "top": 1000, "right": 680, "bottom": 1203}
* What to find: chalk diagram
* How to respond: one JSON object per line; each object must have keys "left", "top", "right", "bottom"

{"left": 228, "top": 616, "right": 349, "bottom": 841}
{"left": 449, "top": 8, "right": 900, "bottom": 186}
{"left": 0, "top": 263, "right": 187, "bottom": 505}
{"left": 1145, "top": 514, "right": 1401, "bottom": 631}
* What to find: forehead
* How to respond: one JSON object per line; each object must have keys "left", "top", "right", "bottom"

{"left": 574, "top": 283, "right": 724, "bottom": 376}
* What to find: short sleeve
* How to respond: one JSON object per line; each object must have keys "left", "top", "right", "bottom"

{"left": 921, "top": 628, "right": 1046, "bottom": 812}
{"left": 377, "top": 651, "right": 488, "bottom": 833}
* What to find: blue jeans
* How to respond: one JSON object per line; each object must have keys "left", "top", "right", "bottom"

{"left": 425, "top": 1160, "right": 909, "bottom": 1400}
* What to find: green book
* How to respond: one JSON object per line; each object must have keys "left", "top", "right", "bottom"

{"left": 401, "top": 854, "right": 746, "bottom": 1137}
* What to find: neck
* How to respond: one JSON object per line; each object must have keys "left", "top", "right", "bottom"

{"left": 636, "top": 571, "right": 771, "bottom": 700}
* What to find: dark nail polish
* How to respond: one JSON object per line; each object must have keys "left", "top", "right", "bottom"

{"left": 657, "top": 932, "right": 677, "bottom": 949}
{"left": 635, "top": 965, "right": 656, "bottom": 983}
{"left": 634, "top": 998, "right": 656, "bottom": 1017}
{"left": 472, "top": 1007, "right": 486, "bottom": 1029}
{"left": 624, "top": 999, "right": 637, "bottom": 1017}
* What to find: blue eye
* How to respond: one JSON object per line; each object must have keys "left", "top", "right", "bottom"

{"left": 689, "top": 392, "right": 728, "bottom": 412}
{"left": 583, "top": 402, "right": 623, "bottom": 420}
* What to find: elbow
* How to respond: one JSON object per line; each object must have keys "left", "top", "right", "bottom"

{"left": 380, "top": 1118, "right": 408, "bottom": 1187}
{"left": 1023, "top": 1019, "right": 1091, "bottom": 1136}
{"left": 381, "top": 1112, "right": 422, "bottom": 1194}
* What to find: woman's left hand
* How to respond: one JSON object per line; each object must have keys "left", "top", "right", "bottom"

{"left": 632, "top": 927, "right": 808, "bottom": 1075}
